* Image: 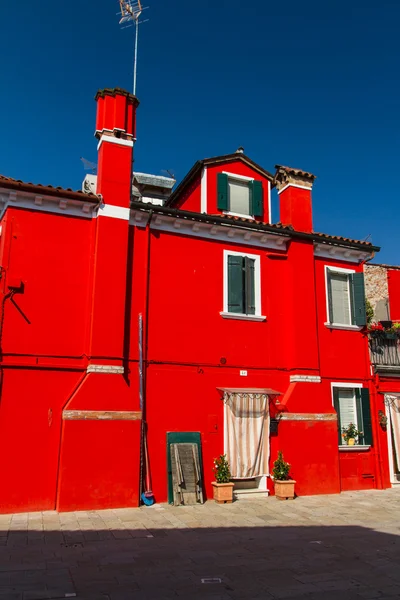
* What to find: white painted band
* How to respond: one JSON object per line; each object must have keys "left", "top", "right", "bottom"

{"left": 290, "top": 375, "right": 321, "bottom": 383}
{"left": 87, "top": 365, "right": 124, "bottom": 374}
{"left": 222, "top": 171, "right": 254, "bottom": 182}
{"left": 98, "top": 204, "right": 130, "bottom": 221}
{"left": 277, "top": 183, "right": 312, "bottom": 195}
{"left": 279, "top": 413, "right": 337, "bottom": 421}
{"left": 97, "top": 135, "right": 134, "bottom": 151}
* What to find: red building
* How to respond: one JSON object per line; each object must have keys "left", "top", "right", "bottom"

{"left": 0, "top": 87, "right": 393, "bottom": 513}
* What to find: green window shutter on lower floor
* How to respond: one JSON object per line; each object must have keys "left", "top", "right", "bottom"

{"left": 327, "top": 271, "right": 334, "bottom": 323}
{"left": 244, "top": 257, "right": 256, "bottom": 315}
{"left": 250, "top": 180, "right": 263, "bottom": 217}
{"left": 333, "top": 388, "right": 342, "bottom": 445}
{"left": 350, "top": 272, "right": 367, "bottom": 326}
{"left": 360, "top": 388, "right": 373, "bottom": 446}
{"left": 228, "top": 255, "right": 244, "bottom": 313}
{"left": 217, "top": 173, "right": 229, "bottom": 211}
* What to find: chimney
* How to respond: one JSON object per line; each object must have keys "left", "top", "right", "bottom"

{"left": 275, "top": 165, "right": 316, "bottom": 233}
{"left": 95, "top": 87, "right": 140, "bottom": 208}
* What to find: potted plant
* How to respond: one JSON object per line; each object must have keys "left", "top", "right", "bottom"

{"left": 342, "top": 422, "right": 363, "bottom": 446}
{"left": 272, "top": 451, "right": 296, "bottom": 500}
{"left": 212, "top": 454, "right": 234, "bottom": 504}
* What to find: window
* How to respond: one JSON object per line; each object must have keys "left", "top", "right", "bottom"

{"left": 217, "top": 173, "right": 263, "bottom": 218}
{"left": 221, "top": 251, "right": 265, "bottom": 321}
{"left": 332, "top": 385, "right": 372, "bottom": 446}
{"left": 229, "top": 179, "right": 251, "bottom": 216}
{"left": 325, "top": 267, "right": 367, "bottom": 328}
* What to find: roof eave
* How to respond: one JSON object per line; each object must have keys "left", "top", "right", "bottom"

{"left": 130, "top": 200, "right": 379, "bottom": 253}
{"left": 0, "top": 179, "right": 100, "bottom": 204}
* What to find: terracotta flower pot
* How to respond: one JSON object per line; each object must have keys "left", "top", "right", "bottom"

{"left": 347, "top": 438, "right": 355, "bottom": 446}
{"left": 212, "top": 482, "right": 234, "bottom": 504}
{"left": 274, "top": 479, "right": 296, "bottom": 500}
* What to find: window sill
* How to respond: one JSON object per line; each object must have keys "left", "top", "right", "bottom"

{"left": 220, "top": 312, "right": 266, "bottom": 322}
{"left": 325, "top": 323, "right": 362, "bottom": 331}
{"left": 223, "top": 211, "right": 255, "bottom": 220}
{"left": 339, "top": 445, "right": 371, "bottom": 452}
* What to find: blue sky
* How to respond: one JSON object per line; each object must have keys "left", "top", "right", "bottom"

{"left": 0, "top": 0, "right": 398, "bottom": 263}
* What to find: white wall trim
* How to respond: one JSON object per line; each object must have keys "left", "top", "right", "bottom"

{"left": 267, "top": 180, "right": 271, "bottom": 224}
{"left": 139, "top": 211, "right": 290, "bottom": 251}
{"left": 222, "top": 249, "right": 263, "bottom": 319}
{"left": 223, "top": 211, "right": 255, "bottom": 220}
{"left": 220, "top": 312, "right": 266, "bottom": 322}
{"left": 222, "top": 171, "right": 254, "bottom": 182}
{"left": 290, "top": 375, "right": 321, "bottom": 383}
{"left": 97, "top": 135, "right": 134, "bottom": 151}
{"left": 331, "top": 382, "right": 364, "bottom": 390}
{"left": 87, "top": 364, "right": 124, "bottom": 374}
{"left": 324, "top": 265, "right": 356, "bottom": 327}
{"left": 324, "top": 323, "right": 362, "bottom": 331}
{"left": 0, "top": 189, "right": 97, "bottom": 220}
{"left": 339, "top": 445, "right": 370, "bottom": 452}
{"left": 201, "top": 167, "right": 207, "bottom": 213}
{"left": 280, "top": 413, "right": 337, "bottom": 421}
{"left": 277, "top": 183, "right": 312, "bottom": 195}
{"left": 98, "top": 203, "right": 130, "bottom": 221}
{"left": 315, "top": 244, "right": 372, "bottom": 263}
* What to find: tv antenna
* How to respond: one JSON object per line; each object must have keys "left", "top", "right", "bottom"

{"left": 80, "top": 157, "right": 97, "bottom": 174}
{"left": 161, "top": 169, "right": 176, "bottom": 179}
{"left": 117, "top": 0, "right": 149, "bottom": 96}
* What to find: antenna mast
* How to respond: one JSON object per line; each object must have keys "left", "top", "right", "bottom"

{"left": 118, "top": 1, "right": 148, "bottom": 96}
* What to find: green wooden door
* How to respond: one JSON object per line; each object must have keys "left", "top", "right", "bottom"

{"left": 167, "top": 432, "right": 203, "bottom": 504}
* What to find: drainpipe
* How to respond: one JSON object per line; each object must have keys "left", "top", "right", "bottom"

{"left": 139, "top": 210, "right": 153, "bottom": 500}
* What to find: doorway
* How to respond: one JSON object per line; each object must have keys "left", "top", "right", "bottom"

{"left": 385, "top": 394, "right": 400, "bottom": 484}
{"left": 223, "top": 391, "right": 270, "bottom": 495}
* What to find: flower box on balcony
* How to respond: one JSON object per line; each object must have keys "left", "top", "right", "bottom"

{"left": 384, "top": 333, "right": 397, "bottom": 340}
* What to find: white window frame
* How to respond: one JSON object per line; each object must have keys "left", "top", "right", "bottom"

{"left": 324, "top": 265, "right": 361, "bottom": 331}
{"left": 221, "top": 249, "right": 266, "bottom": 321}
{"left": 331, "top": 382, "right": 370, "bottom": 450}
{"left": 222, "top": 171, "right": 255, "bottom": 220}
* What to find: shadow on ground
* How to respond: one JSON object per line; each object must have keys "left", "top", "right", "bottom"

{"left": 1, "top": 515, "right": 400, "bottom": 600}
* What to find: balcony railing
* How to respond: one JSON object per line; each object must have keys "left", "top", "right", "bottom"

{"left": 369, "top": 332, "right": 400, "bottom": 371}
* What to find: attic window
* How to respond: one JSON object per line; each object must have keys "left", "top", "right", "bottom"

{"left": 229, "top": 179, "right": 251, "bottom": 216}
{"left": 217, "top": 172, "right": 263, "bottom": 218}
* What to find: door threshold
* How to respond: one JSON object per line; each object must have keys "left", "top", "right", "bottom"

{"left": 234, "top": 488, "right": 269, "bottom": 496}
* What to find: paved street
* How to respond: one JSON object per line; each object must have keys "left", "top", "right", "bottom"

{"left": 1, "top": 489, "right": 400, "bottom": 599}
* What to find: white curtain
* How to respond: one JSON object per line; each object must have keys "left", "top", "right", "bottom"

{"left": 387, "top": 395, "right": 400, "bottom": 470}
{"left": 330, "top": 272, "right": 351, "bottom": 324}
{"left": 224, "top": 393, "right": 269, "bottom": 478}
{"left": 338, "top": 388, "right": 357, "bottom": 431}
{"left": 229, "top": 180, "right": 250, "bottom": 215}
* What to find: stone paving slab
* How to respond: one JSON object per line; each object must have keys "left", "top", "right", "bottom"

{"left": 1, "top": 489, "right": 400, "bottom": 598}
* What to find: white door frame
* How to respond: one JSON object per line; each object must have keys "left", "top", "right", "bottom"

{"left": 384, "top": 393, "right": 400, "bottom": 485}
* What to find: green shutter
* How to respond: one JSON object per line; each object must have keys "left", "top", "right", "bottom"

{"left": 228, "top": 255, "right": 244, "bottom": 313}
{"left": 360, "top": 388, "right": 373, "bottom": 446}
{"left": 350, "top": 273, "right": 367, "bottom": 326}
{"left": 333, "top": 387, "right": 342, "bottom": 445}
{"left": 251, "top": 180, "right": 263, "bottom": 217}
{"left": 245, "top": 257, "right": 256, "bottom": 315}
{"left": 355, "top": 389, "right": 364, "bottom": 445}
{"left": 327, "top": 272, "right": 334, "bottom": 323}
{"left": 167, "top": 432, "right": 202, "bottom": 504}
{"left": 217, "top": 173, "right": 229, "bottom": 211}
